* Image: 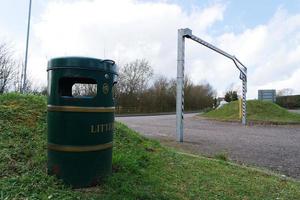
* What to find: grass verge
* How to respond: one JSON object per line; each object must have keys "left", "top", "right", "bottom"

{"left": 202, "top": 100, "right": 300, "bottom": 124}
{"left": 1, "top": 93, "right": 300, "bottom": 199}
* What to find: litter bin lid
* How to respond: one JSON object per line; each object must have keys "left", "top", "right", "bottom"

{"left": 47, "top": 56, "right": 117, "bottom": 74}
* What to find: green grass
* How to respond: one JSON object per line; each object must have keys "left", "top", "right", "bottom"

{"left": 203, "top": 100, "right": 300, "bottom": 124}
{"left": 1, "top": 93, "right": 300, "bottom": 199}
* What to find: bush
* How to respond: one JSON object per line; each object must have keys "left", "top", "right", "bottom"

{"left": 276, "top": 95, "right": 300, "bottom": 109}
{"left": 224, "top": 91, "right": 238, "bottom": 102}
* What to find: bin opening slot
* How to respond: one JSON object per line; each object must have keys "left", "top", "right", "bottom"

{"left": 59, "top": 77, "right": 97, "bottom": 98}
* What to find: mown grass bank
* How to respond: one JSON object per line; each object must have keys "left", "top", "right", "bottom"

{"left": 203, "top": 100, "right": 300, "bottom": 124}
{"left": 1, "top": 93, "right": 300, "bottom": 199}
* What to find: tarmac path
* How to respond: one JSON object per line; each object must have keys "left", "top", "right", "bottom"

{"left": 117, "top": 113, "right": 300, "bottom": 179}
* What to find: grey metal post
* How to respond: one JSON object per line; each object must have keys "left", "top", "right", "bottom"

{"left": 22, "top": 0, "right": 32, "bottom": 93}
{"left": 176, "top": 29, "right": 185, "bottom": 142}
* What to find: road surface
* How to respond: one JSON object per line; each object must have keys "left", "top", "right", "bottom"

{"left": 117, "top": 113, "right": 300, "bottom": 179}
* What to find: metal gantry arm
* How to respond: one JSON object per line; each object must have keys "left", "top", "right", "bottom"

{"left": 188, "top": 35, "right": 247, "bottom": 76}
{"left": 176, "top": 28, "right": 247, "bottom": 142}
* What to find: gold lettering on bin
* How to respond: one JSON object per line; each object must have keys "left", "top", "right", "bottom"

{"left": 90, "top": 123, "right": 114, "bottom": 133}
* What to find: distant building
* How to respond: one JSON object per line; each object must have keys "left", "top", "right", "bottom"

{"left": 258, "top": 90, "right": 276, "bottom": 102}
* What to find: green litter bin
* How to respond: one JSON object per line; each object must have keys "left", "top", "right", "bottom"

{"left": 47, "top": 57, "right": 118, "bottom": 188}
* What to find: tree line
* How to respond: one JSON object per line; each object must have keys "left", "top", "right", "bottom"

{"left": 116, "top": 59, "right": 216, "bottom": 113}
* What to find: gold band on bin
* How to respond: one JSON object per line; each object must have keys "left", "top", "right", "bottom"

{"left": 47, "top": 105, "right": 115, "bottom": 113}
{"left": 48, "top": 142, "right": 113, "bottom": 152}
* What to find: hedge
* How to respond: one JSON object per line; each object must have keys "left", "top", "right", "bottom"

{"left": 276, "top": 95, "right": 300, "bottom": 109}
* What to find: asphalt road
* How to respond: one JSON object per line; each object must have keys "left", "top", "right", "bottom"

{"left": 117, "top": 114, "right": 300, "bottom": 179}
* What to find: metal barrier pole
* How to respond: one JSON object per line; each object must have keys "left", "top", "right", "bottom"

{"left": 242, "top": 77, "right": 247, "bottom": 125}
{"left": 176, "top": 29, "right": 185, "bottom": 142}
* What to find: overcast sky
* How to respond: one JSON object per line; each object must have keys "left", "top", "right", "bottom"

{"left": 1, "top": 0, "right": 300, "bottom": 98}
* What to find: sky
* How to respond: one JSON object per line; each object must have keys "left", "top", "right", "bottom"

{"left": 0, "top": 0, "right": 300, "bottom": 98}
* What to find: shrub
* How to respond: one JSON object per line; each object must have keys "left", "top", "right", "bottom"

{"left": 276, "top": 95, "right": 300, "bottom": 109}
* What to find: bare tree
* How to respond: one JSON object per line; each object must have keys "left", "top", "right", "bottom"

{"left": 117, "top": 59, "right": 154, "bottom": 109}
{"left": 119, "top": 59, "right": 154, "bottom": 95}
{"left": 277, "top": 88, "right": 293, "bottom": 96}
{"left": 9, "top": 61, "right": 31, "bottom": 93}
{"left": 0, "top": 43, "right": 16, "bottom": 93}
{"left": 72, "top": 83, "right": 97, "bottom": 97}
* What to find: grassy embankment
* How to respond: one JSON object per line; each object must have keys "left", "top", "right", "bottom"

{"left": 203, "top": 100, "right": 300, "bottom": 124}
{"left": 1, "top": 93, "right": 300, "bottom": 199}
